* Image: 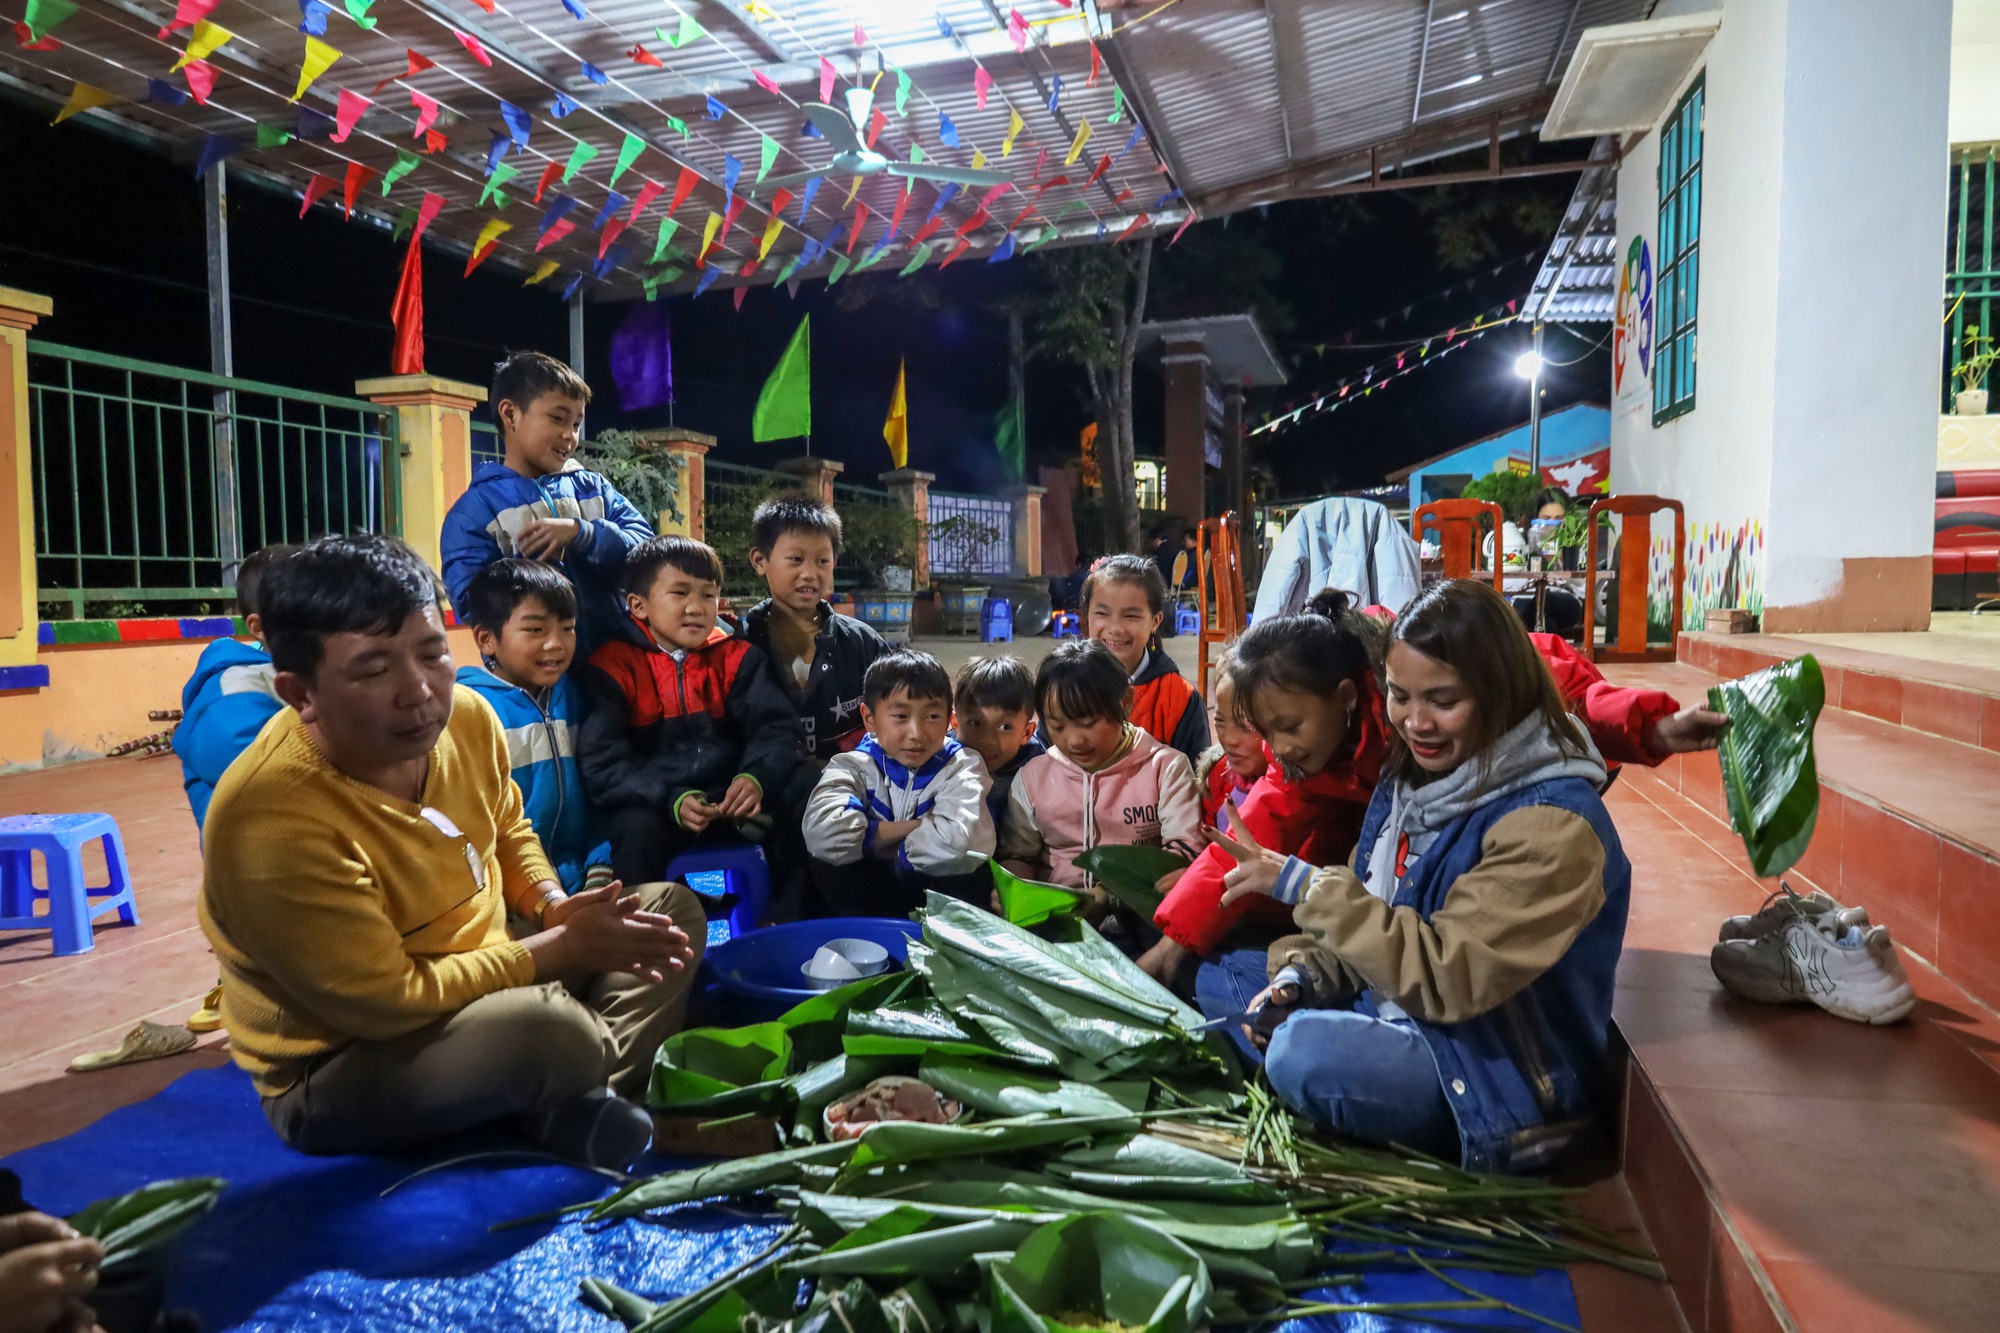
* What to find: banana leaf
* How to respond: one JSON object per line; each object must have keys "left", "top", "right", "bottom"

{"left": 1071, "top": 845, "right": 1189, "bottom": 920}
{"left": 990, "top": 859, "right": 1088, "bottom": 928}
{"left": 650, "top": 1021, "right": 795, "bottom": 1111}
{"left": 916, "top": 1053, "right": 1148, "bottom": 1119}
{"left": 922, "top": 895, "right": 1182, "bottom": 1028}
{"left": 841, "top": 1113, "right": 1143, "bottom": 1174}
{"left": 67, "top": 1178, "right": 225, "bottom": 1271}
{"left": 1709, "top": 654, "right": 1824, "bottom": 877}
{"left": 987, "top": 1214, "right": 1211, "bottom": 1333}
{"left": 779, "top": 973, "right": 912, "bottom": 1063}
{"left": 1048, "top": 1135, "right": 1280, "bottom": 1204}
{"left": 591, "top": 1139, "right": 856, "bottom": 1220}
{"left": 786, "top": 1208, "right": 1038, "bottom": 1282}
{"left": 761, "top": 1277, "right": 951, "bottom": 1333}
{"left": 581, "top": 1243, "right": 797, "bottom": 1333}
{"left": 842, "top": 1000, "right": 1003, "bottom": 1059}
{"left": 912, "top": 941, "right": 1161, "bottom": 1079}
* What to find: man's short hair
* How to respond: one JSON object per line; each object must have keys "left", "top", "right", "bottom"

{"left": 863, "top": 649, "right": 953, "bottom": 708}
{"left": 234, "top": 543, "right": 299, "bottom": 619}
{"left": 954, "top": 654, "right": 1035, "bottom": 716}
{"left": 460, "top": 558, "right": 579, "bottom": 634}
{"left": 752, "top": 491, "right": 843, "bottom": 555}
{"left": 491, "top": 350, "right": 592, "bottom": 415}
{"left": 625, "top": 535, "right": 724, "bottom": 597}
{"left": 260, "top": 534, "right": 443, "bottom": 678}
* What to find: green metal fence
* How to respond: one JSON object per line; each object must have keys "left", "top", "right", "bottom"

{"left": 703, "top": 458, "right": 793, "bottom": 596}
{"left": 1946, "top": 144, "right": 1999, "bottom": 410}
{"left": 26, "top": 341, "right": 400, "bottom": 615}
{"left": 471, "top": 418, "right": 504, "bottom": 465}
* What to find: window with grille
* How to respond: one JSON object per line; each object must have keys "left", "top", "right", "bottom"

{"left": 1653, "top": 74, "right": 1704, "bottom": 425}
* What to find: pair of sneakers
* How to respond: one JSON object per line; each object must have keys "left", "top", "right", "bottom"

{"left": 1709, "top": 884, "right": 1918, "bottom": 1025}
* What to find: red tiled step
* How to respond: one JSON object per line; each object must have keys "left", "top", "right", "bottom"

{"left": 1606, "top": 766, "right": 2000, "bottom": 1333}
{"left": 1680, "top": 630, "right": 2000, "bottom": 749}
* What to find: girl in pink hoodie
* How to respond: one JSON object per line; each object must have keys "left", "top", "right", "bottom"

{"left": 998, "top": 640, "right": 1203, "bottom": 900}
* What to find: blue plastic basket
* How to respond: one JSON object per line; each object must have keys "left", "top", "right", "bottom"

{"left": 697, "top": 917, "right": 924, "bottom": 1024}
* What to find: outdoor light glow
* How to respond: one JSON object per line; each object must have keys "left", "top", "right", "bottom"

{"left": 1514, "top": 351, "right": 1544, "bottom": 379}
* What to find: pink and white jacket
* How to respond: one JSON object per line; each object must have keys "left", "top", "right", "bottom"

{"left": 997, "top": 724, "right": 1203, "bottom": 889}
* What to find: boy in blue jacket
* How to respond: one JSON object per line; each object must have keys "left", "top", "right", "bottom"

{"left": 441, "top": 351, "right": 655, "bottom": 658}
{"left": 455, "top": 558, "right": 611, "bottom": 896}
{"left": 174, "top": 543, "right": 297, "bottom": 834}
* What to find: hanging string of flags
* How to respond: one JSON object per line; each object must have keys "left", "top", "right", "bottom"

{"left": 1252, "top": 304, "right": 1523, "bottom": 438}
{"left": 1276, "top": 249, "right": 1544, "bottom": 361}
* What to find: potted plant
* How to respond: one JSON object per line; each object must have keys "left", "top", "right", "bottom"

{"left": 842, "top": 503, "right": 926, "bottom": 644}
{"left": 929, "top": 513, "right": 1008, "bottom": 633}
{"left": 1954, "top": 325, "right": 1999, "bottom": 416}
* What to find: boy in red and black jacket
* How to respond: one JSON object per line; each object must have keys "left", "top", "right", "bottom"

{"left": 580, "top": 535, "right": 804, "bottom": 887}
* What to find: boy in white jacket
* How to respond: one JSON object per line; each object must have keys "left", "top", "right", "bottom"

{"left": 804, "top": 649, "right": 994, "bottom": 913}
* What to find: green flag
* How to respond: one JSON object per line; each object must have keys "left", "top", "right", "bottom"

{"left": 994, "top": 394, "right": 1024, "bottom": 481}
{"left": 752, "top": 316, "right": 811, "bottom": 443}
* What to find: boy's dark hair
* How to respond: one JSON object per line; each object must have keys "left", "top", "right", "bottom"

{"left": 491, "top": 350, "right": 592, "bottom": 417}
{"left": 1230, "top": 588, "right": 1386, "bottom": 729}
{"left": 1181, "top": 527, "right": 1198, "bottom": 542}
{"left": 624, "top": 535, "right": 724, "bottom": 597}
{"left": 260, "top": 533, "right": 442, "bottom": 678}
{"left": 751, "top": 490, "right": 843, "bottom": 555}
{"left": 1082, "top": 553, "right": 1168, "bottom": 619}
{"left": 863, "top": 649, "right": 953, "bottom": 708}
{"left": 954, "top": 655, "right": 1035, "bottom": 716}
{"left": 1035, "top": 640, "right": 1129, "bottom": 726}
{"left": 234, "top": 543, "right": 299, "bottom": 619}
{"left": 460, "top": 557, "right": 579, "bottom": 634}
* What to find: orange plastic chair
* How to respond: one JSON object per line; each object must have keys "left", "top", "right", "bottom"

{"left": 1581, "top": 494, "right": 1685, "bottom": 664}
{"left": 1412, "top": 499, "right": 1505, "bottom": 592}
{"left": 1196, "top": 513, "right": 1245, "bottom": 696}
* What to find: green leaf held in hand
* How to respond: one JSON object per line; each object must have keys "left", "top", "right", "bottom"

{"left": 66, "top": 1178, "right": 225, "bottom": 1271}
{"left": 1709, "top": 654, "right": 1825, "bottom": 877}
{"left": 990, "top": 859, "right": 1088, "bottom": 928}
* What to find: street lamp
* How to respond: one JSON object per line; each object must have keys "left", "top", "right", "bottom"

{"left": 1516, "top": 324, "right": 1546, "bottom": 478}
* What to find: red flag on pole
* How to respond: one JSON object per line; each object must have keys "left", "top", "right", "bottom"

{"left": 390, "top": 234, "right": 424, "bottom": 374}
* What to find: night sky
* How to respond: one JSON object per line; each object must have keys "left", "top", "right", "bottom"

{"left": 0, "top": 94, "right": 1608, "bottom": 506}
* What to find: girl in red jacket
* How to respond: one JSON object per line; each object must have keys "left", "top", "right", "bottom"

{"left": 1081, "top": 555, "right": 1210, "bottom": 764}
{"left": 1142, "top": 587, "right": 1729, "bottom": 987}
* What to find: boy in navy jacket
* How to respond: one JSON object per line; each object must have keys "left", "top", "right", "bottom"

{"left": 455, "top": 559, "right": 610, "bottom": 897}
{"left": 440, "top": 352, "right": 655, "bottom": 658}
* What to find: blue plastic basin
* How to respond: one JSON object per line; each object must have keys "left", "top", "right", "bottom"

{"left": 699, "top": 917, "right": 923, "bottom": 1024}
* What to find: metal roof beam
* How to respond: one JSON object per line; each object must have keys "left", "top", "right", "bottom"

{"left": 1263, "top": 0, "right": 1303, "bottom": 164}
{"left": 1098, "top": 20, "right": 1196, "bottom": 202}
{"left": 706, "top": 0, "right": 801, "bottom": 64}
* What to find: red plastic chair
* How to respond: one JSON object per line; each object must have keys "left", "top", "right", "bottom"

{"left": 1196, "top": 513, "right": 1246, "bottom": 696}
{"left": 1412, "top": 499, "right": 1505, "bottom": 592}
{"left": 1581, "top": 494, "right": 1685, "bottom": 664}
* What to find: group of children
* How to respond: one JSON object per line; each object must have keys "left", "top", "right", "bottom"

{"left": 171, "top": 346, "right": 1732, "bottom": 1173}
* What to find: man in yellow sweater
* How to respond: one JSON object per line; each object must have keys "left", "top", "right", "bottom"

{"left": 199, "top": 534, "right": 701, "bottom": 1168}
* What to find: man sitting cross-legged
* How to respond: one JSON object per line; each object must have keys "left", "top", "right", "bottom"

{"left": 198, "top": 533, "right": 702, "bottom": 1169}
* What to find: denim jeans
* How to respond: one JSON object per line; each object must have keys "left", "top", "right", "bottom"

{"left": 1194, "top": 947, "right": 1273, "bottom": 1064}
{"left": 1265, "top": 1008, "right": 1459, "bottom": 1158}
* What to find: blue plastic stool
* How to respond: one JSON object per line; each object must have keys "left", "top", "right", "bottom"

{"left": 1051, "top": 611, "right": 1080, "bottom": 639}
{"left": 0, "top": 813, "right": 138, "bottom": 956}
{"left": 665, "top": 842, "right": 771, "bottom": 947}
{"left": 1174, "top": 604, "right": 1201, "bottom": 635}
{"left": 980, "top": 596, "right": 1013, "bottom": 643}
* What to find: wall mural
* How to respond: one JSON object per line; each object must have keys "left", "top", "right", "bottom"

{"left": 1651, "top": 519, "right": 1765, "bottom": 630}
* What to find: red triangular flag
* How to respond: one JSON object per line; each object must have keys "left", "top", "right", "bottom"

{"left": 299, "top": 173, "right": 336, "bottom": 218}
{"left": 423, "top": 128, "right": 447, "bottom": 154}
{"left": 454, "top": 30, "right": 492, "bottom": 66}
{"left": 1113, "top": 213, "right": 1149, "bottom": 243}
{"left": 1084, "top": 154, "right": 1112, "bottom": 188}
{"left": 158, "top": 0, "right": 216, "bottom": 38}
{"left": 533, "top": 160, "right": 562, "bottom": 203}
{"left": 598, "top": 217, "right": 629, "bottom": 259}
{"left": 391, "top": 233, "right": 424, "bottom": 374}
{"left": 342, "top": 161, "right": 378, "bottom": 218}
{"left": 627, "top": 43, "right": 661, "bottom": 67}
{"left": 1088, "top": 42, "right": 1101, "bottom": 86}
{"left": 467, "top": 0, "right": 493, "bottom": 10}
{"left": 1034, "top": 147, "right": 1048, "bottom": 181}
{"left": 885, "top": 188, "right": 912, "bottom": 240}
{"left": 184, "top": 60, "right": 217, "bottom": 104}
{"left": 464, "top": 241, "right": 499, "bottom": 277}
{"left": 867, "top": 106, "right": 886, "bottom": 150}
{"left": 716, "top": 194, "right": 746, "bottom": 245}
{"left": 373, "top": 49, "right": 434, "bottom": 94}
{"left": 768, "top": 187, "right": 795, "bottom": 219}
{"left": 847, "top": 202, "right": 870, "bottom": 254}
{"left": 628, "top": 179, "right": 666, "bottom": 222}
{"left": 1001, "top": 203, "right": 1036, "bottom": 236}
{"left": 1112, "top": 187, "right": 1133, "bottom": 205}
{"left": 536, "top": 219, "right": 575, "bottom": 252}
{"left": 734, "top": 286, "right": 748, "bottom": 310}
{"left": 666, "top": 165, "right": 699, "bottom": 216}
{"left": 912, "top": 214, "right": 944, "bottom": 245}
{"left": 413, "top": 190, "right": 445, "bottom": 241}
{"left": 15, "top": 21, "right": 59, "bottom": 49}
{"left": 818, "top": 55, "right": 836, "bottom": 103}
{"left": 940, "top": 239, "right": 971, "bottom": 268}
{"left": 953, "top": 208, "right": 990, "bottom": 240}
{"left": 754, "top": 70, "right": 780, "bottom": 95}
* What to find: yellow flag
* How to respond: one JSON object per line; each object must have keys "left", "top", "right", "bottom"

{"left": 882, "top": 358, "right": 908, "bottom": 468}
{"left": 292, "top": 36, "right": 342, "bottom": 103}
{"left": 758, "top": 211, "right": 784, "bottom": 260}
{"left": 173, "top": 20, "right": 233, "bottom": 72}
{"left": 475, "top": 218, "right": 511, "bottom": 251}
{"left": 1001, "top": 110, "right": 1024, "bottom": 158}
{"left": 1065, "top": 120, "right": 1092, "bottom": 166}
{"left": 844, "top": 174, "right": 863, "bottom": 206}
{"left": 699, "top": 210, "right": 722, "bottom": 261}
{"left": 52, "top": 82, "right": 119, "bottom": 125}
{"left": 524, "top": 259, "right": 559, "bottom": 286}
{"left": 971, "top": 149, "right": 987, "bottom": 169}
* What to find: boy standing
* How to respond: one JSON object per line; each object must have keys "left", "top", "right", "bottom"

{"left": 441, "top": 352, "right": 655, "bottom": 658}
{"left": 951, "top": 655, "right": 1044, "bottom": 834}
{"left": 804, "top": 650, "right": 993, "bottom": 914}
{"left": 579, "top": 536, "right": 804, "bottom": 887}
{"left": 456, "top": 559, "right": 610, "bottom": 896}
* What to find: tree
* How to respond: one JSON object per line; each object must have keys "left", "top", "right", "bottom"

{"left": 1028, "top": 239, "right": 1153, "bottom": 553}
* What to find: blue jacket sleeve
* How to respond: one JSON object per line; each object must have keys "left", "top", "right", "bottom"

{"left": 1171, "top": 691, "right": 1211, "bottom": 764}
{"left": 573, "top": 478, "right": 656, "bottom": 582}
{"left": 182, "top": 690, "right": 283, "bottom": 794}
{"left": 440, "top": 489, "right": 502, "bottom": 613}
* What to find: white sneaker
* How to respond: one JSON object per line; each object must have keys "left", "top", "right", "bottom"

{"left": 1718, "top": 884, "right": 1857, "bottom": 942}
{"left": 1711, "top": 915, "right": 1917, "bottom": 1025}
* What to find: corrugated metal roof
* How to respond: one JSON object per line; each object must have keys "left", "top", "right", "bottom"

{"left": 0, "top": 0, "right": 1646, "bottom": 300}
{"left": 1522, "top": 154, "right": 1618, "bottom": 322}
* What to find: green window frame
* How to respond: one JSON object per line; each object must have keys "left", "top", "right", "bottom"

{"left": 1654, "top": 74, "right": 1704, "bottom": 425}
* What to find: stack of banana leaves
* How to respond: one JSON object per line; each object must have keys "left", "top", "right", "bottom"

{"left": 568, "top": 891, "right": 1659, "bottom": 1333}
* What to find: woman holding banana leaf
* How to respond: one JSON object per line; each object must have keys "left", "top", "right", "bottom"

{"left": 1200, "top": 581, "right": 1650, "bottom": 1173}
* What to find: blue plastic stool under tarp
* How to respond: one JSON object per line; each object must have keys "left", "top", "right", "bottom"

{"left": 698, "top": 916, "right": 923, "bottom": 1024}
{"left": 2, "top": 1065, "right": 1580, "bottom": 1333}
{"left": 0, "top": 812, "right": 138, "bottom": 956}
{"left": 665, "top": 843, "right": 771, "bottom": 946}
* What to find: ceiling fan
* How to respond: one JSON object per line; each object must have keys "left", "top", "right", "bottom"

{"left": 751, "top": 89, "right": 1013, "bottom": 196}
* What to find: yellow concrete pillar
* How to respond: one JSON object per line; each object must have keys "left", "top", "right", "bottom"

{"left": 1001, "top": 483, "right": 1047, "bottom": 579}
{"left": 0, "top": 288, "right": 52, "bottom": 670}
{"left": 636, "top": 427, "right": 715, "bottom": 539}
{"left": 354, "top": 374, "right": 487, "bottom": 572}
{"left": 779, "top": 455, "right": 844, "bottom": 505}
{"left": 881, "top": 468, "right": 935, "bottom": 590}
